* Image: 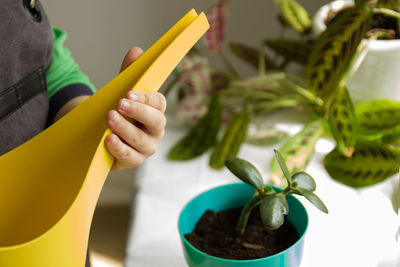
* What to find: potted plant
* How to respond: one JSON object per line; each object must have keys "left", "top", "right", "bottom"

{"left": 178, "top": 150, "right": 328, "bottom": 267}
{"left": 165, "top": 0, "right": 400, "bottom": 189}
{"left": 313, "top": 0, "right": 400, "bottom": 104}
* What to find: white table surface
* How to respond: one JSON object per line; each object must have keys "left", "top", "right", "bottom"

{"left": 125, "top": 122, "right": 400, "bottom": 267}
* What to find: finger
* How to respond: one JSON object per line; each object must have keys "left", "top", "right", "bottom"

{"left": 105, "top": 133, "right": 145, "bottom": 170}
{"left": 106, "top": 110, "right": 157, "bottom": 155}
{"left": 117, "top": 99, "right": 166, "bottom": 136}
{"left": 126, "top": 91, "right": 167, "bottom": 112}
{"left": 120, "top": 46, "right": 144, "bottom": 72}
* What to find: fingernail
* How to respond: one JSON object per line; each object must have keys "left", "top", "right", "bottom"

{"left": 120, "top": 99, "right": 131, "bottom": 111}
{"left": 110, "top": 135, "right": 118, "bottom": 145}
{"left": 128, "top": 91, "right": 139, "bottom": 101}
{"left": 109, "top": 111, "right": 119, "bottom": 124}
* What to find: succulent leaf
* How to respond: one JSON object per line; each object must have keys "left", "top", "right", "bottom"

{"left": 324, "top": 141, "right": 400, "bottom": 187}
{"left": 291, "top": 171, "right": 316, "bottom": 191}
{"left": 295, "top": 188, "right": 329, "bottom": 213}
{"left": 259, "top": 193, "right": 288, "bottom": 230}
{"left": 225, "top": 157, "right": 264, "bottom": 193}
{"left": 306, "top": 5, "right": 372, "bottom": 100}
{"left": 274, "top": 149, "right": 292, "bottom": 185}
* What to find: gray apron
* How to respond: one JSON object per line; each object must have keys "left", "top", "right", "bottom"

{"left": 0, "top": 0, "right": 52, "bottom": 155}
{"left": 0, "top": 2, "right": 92, "bottom": 266}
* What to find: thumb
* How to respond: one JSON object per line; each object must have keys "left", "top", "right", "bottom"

{"left": 120, "top": 46, "right": 144, "bottom": 72}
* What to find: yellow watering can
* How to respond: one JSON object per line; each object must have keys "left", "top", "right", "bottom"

{"left": 0, "top": 9, "right": 208, "bottom": 267}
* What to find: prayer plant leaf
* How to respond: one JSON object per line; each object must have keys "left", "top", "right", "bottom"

{"left": 260, "top": 193, "right": 288, "bottom": 230}
{"left": 270, "top": 120, "right": 324, "bottom": 186}
{"left": 356, "top": 99, "right": 400, "bottom": 142}
{"left": 176, "top": 54, "right": 212, "bottom": 95}
{"left": 204, "top": 0, "right": 230, "bottom": 55}
{"left": 167, "top": 95, "right": 222, "bottom": 160}
{"left": 324, "top": 141, "right": 400, "bottom": 188}
{"left": 275, "top": 0, "right": 312, "bottom": 34}
{"left": 306, "top": 5, "right": 372, "bottom": 100}
{"left": 264, "top": 38, "right": 312, "bottom": 65}
{"left": 291, "top": 171, "right": 316, "bottom": 191}
{"left": 229, "top": 42, "right": 277, "bottom": 71}
{"left": 210, "top": 108, "right": 249, "bottom": 169}
{"left": 329, "top": 86, "right": 357, "bottom": 157}
{"left": 225, "top": 157, "right": 264, "bottom": 193}
{"left": 295, "top": 188, "right": 329, "bottom": 213}
{"left": 246, "top": 128, "right": 288, "bottom": 147}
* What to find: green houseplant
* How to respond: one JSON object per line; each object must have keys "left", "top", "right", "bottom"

{"left": 165, "top": 0, "right": 400, "bottom": 188}
{"left": 178, "top": 150, "right": 328, "bottom": 266}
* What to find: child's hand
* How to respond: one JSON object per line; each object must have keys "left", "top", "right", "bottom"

{"left": 105, "top": 47, "right": 167, "bottom": 170}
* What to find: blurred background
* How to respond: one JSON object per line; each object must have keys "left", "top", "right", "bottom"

{"left": 40, "top": 0, "right": 328, "bottom": 266}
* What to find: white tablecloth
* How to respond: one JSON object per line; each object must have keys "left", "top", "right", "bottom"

{"left": 125, "top": 123, "right": 400, "bottom": 267}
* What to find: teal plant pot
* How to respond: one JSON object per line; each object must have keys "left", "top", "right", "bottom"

{"left": 178, "top": 183, "right": 309, "bottom": 267}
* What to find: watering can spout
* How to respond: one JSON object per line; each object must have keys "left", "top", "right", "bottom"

{"left": 0, "top": 9, "right": 209, "bottom": 266}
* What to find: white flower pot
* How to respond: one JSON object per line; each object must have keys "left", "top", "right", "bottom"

{"left": 313, "top": 0, "right": 400, "bottom": 104}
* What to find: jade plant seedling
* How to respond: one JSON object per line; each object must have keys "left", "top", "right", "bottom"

{"left": 225, "top": 150, "right": 328, "bottom": 235}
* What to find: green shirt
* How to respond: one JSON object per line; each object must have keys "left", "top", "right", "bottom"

{"left": 46, "top": 27, "right": 96, "bottom": 98}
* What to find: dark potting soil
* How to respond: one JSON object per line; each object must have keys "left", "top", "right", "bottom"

{"left": 184, "top": 207, "right": 299, "bottom": 260}
{"left": 370, "top": 13, "right": 399, "bottom": 39}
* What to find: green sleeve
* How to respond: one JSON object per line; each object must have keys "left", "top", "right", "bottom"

{"left": 45, "top": 27, "right": 96, "bottom": 98}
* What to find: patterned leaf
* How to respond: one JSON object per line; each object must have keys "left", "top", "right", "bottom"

{"left": 275, "top": 0, "right": 312, "bottom": 34}
{"left": 229, "top": 73, "right": 293, "bottom": 95}
{"left": 168, "top": 95, "right": 222, "bottom": 160}
{"left": 270, "top": 120, "right": 324, "bottom": 186}
{"left": 176, "top": 54, "right": 212, "bottom": 95}
{"left": 204, "top": 0, "right": 230, "bottom": 55}
{"left": 209, "top": 108, "right": 249, "bottom": 169}
{"left": 229, "top": 42, "right": 277, "bottom": 70}
{"left": 174, "top": 54, "right": 232, "bottom": 124}
{"left": 329, "top": 86, "right": 357, "bottom": 157}
{"left": 356, "top": 99, "right": 400, "bottom": 142}
{"left": 176, "top": 94, "right": 208, "bottom": 123}
{"left": 306, "top": 5, "right": 372, "bottom": 100}
{"left": 264, "top": 38, "right": 312, "bottom": 65}
{"left": 246, "top": 128, "right": 288, "bottom": 146}
{"left": 324, "top": 141, "right": 400, "bottom": 187}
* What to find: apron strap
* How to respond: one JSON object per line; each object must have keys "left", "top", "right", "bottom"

{"left": 0, "top": 68, "right": 46, "bottom": 121}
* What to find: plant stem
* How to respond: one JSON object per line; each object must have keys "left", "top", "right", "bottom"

{"left": 373, "top": 7, "right": 400, "bottom": 20}
{"left": 283, "top": 79, "right": 324, "bottom": 107}
{"left": 253, "top": 97, "right": 304, "bottom": 116}
{"left": 258, "top": 49, "right": 266, "bottom": 76}
{"left": 236, "top": 194, "right": 265, "bottom": 235}
{"left": 219, "top": 51, "right": 240, "bottom": 78}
